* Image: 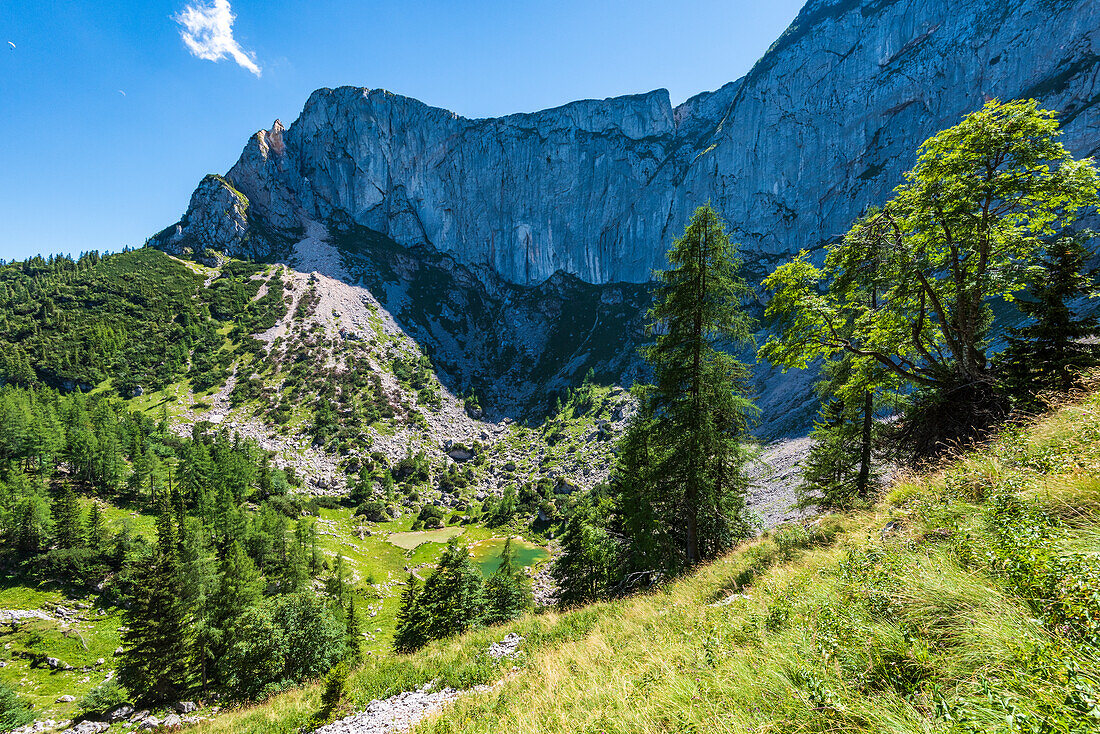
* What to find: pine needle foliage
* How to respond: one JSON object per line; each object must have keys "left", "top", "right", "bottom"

{"left": 617, "top": 203, "right": 758, "bottom": 573}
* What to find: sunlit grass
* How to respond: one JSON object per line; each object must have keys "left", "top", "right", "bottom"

{"left": 195, "top": 384, "right": 1100, "bottom": 734}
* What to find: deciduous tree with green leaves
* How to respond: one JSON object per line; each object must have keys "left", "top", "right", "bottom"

{"left": 762, "top": 99, "right": 1099, "bottom": 457}
{"left": 616, "top": 203, "right": 758, "bottom": 572}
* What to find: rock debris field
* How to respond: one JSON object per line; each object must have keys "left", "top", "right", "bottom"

{"left": 314, "top": 635, "right": 524, "bottom": 734}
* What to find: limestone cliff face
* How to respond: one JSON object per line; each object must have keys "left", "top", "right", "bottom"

{"left": 152, "top": 174, "right": 276, "bottom": 265}
{"left": 155, "top": 0, "right": 1100, "bottom": 286}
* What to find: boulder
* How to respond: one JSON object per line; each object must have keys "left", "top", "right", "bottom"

{"left": 173, "top": 701, "right": 197, "bottom": 714}
{"left": 105, "top": 703, "right": 134, "bottom": 723}
{"left": 554, "top": 478, "right": 579, "bottom": 495}
{"left": 446, "top": 445, "right": 475, "bottom": 462}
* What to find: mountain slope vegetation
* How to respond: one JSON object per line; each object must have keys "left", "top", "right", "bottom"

{"left": 192, "top": 380, "right": 1100, "bottom": 734}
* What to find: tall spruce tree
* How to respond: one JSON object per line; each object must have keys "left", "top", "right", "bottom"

{"left": 418, "top": 540, "right": 486, "bottom": 641}
{"left": 997, "top": 232, "right": 1100, "bottom": 407}
{"left": 119, "top": 497, "right": 193, "bottom": 700}
{"left": 204, "top": 540, "right": 262, "bottom": 688}
{"left": 392, "top": 574, "right": 428, "bottom": 653}
{"left": 550, "top": 505, "right": 617, "bottom": 606}
{"left": 85, "top": 501, "right": 106, "bottom": 555}
{"left": 617, "top": 203, "right": 757, "bottom": 572}
{"left": 52, "top": 483, "right": 83, "bottom": 549}
{"left": 483, "top": 537, "right": 533, "bottom": 625}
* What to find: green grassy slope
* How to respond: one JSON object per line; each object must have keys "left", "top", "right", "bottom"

{"left": 0, "top": 494, "right": 549, "bottom": 725}
{"left": 194, "top": 383, "right": 1100, "bottom": 734}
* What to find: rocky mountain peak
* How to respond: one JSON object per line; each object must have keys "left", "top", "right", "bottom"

{"left": 153, "top": 0, "right": 1099, "bottom": 288}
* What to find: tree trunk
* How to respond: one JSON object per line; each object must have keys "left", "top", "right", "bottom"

{"left": 856, "top": 389, "right": 874, "bottom": 498}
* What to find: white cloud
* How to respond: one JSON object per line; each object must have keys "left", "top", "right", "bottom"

{"left": 174, "top": 0, "right": 261, "bottom": 76}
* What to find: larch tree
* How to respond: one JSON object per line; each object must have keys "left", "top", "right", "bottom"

{"left": 617, "top": 203, "right": 758, "bottom": 572}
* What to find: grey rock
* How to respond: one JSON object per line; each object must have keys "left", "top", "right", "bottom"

{"left": 486, "top": 632, "right": 524, "bottom": 659}
{"left": 146, "top": 0, "right": 1100, "bottom": 440}
{"left": 313, "top": 685, "right": 461, "bottom": 734}
{"left": 161, "top": 0, "right": 1099, "bottom": 287}
{"left": 104, "top": 703, "right": 133, "bottom": 723}
{"left": 64, "top": 722, "right": 108, "bottom": 734}
{"left": 446, "top": 446, "right": 475, "bottom": 462}
{"left": 55, "top": 695, "right": 75, "bottom": 703}
{"left": 152, "top": 174, "right": 274, "bottom": 264}
{"left": 173, "top": 701, "right": 197, "bottom": 714}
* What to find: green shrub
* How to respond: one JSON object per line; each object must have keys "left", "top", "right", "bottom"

{"left": 355, "top": 500, "right": 391, "bottom": 522}
{"left": 0, "top": 682, "right": 33, "bottom": 731}
{"left": 78, "top": 679, "right": 128, "bottom": 716}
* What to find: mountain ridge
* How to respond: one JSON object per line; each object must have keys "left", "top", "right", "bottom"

{"left": 154, "top": 0, "right": 1100, "bottom": 286}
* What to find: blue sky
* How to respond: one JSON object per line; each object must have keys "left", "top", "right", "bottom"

{"left": 0, "top": 0, "right": 806, "bottom": 262}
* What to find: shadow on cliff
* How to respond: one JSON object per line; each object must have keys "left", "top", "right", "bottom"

{"left": 329, "top": 222, "right": 653, "bottom": 425}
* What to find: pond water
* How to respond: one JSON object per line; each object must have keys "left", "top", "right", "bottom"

{"left": 469, "top": 537, "right": 549, "bottom": 576}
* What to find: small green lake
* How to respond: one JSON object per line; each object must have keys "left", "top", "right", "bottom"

{"left": 469, "top": 537, "right": 549, "bottom": 576}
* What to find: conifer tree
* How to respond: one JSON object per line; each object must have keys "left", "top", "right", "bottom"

{"left": 344, "top": 597, "right": 362, "bottom": 664}
{"left": 551, "top": 508, "right": 616, "bottom": 606}
{"left": 326, "top": 554, "right": 349, "bottom": 605}
{"left": 17, "top": 490, "right": 52, "bottom": 554}
{"left": 85, "top": 501, "right": 106, "bottom": 555}
{"left": 617, "top": 203, "right": 757, "bottom": 572}
{"left": 95, "top": 428, "right": 126, "bottom": 492}
{"left": 128, "top": 446, "right": 150, "bottom": 499}
{"left": 798, "top": 356, "right": 881, "bottom": 508}
{"left": 257, "top": 455, "right": 272, "bottom": 499}
{"left": 392, "top": 574, "right": 428, "bottom": 653}
{"left": 284, "top": 540, "right": 309, "bottom": 592}
{"left": 28, "top": 403, "right": 63, "bottom": 473}
{"left": 119, "top": 498, "right": 193, "bottom": 700}
{"left": 204, "top": 540, "right": 262, "bottom": 687}
{"left": 52, "top": 483, "right": 83, "bottom": 549}
{"left": 419, "top": 540, "right": 486, "bottom": 641}
{"left": 484, "top": 537, "right": 533, "bottom": 625}
{"left": 997, "top": 232, "right": 1100, "bottom": 407}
